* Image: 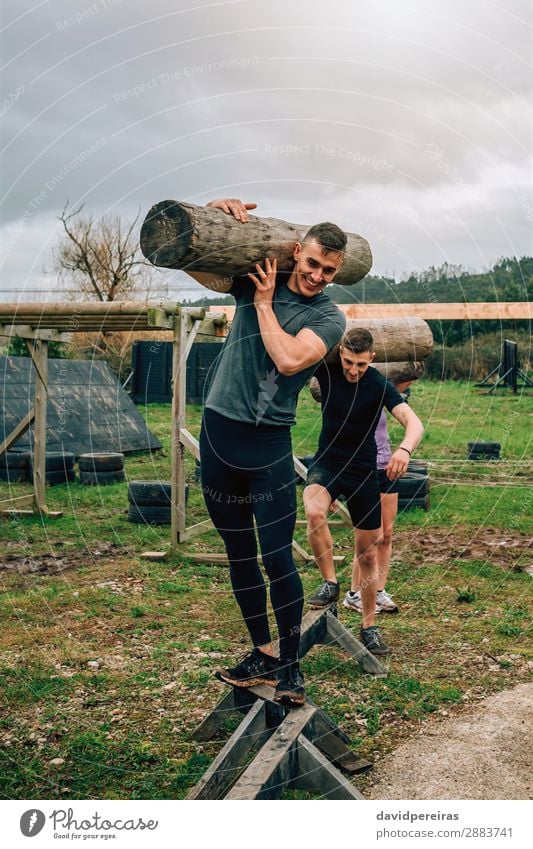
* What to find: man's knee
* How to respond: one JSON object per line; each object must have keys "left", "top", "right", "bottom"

{"left": 357, "top": 539, "right": 379, "bottom": 571}
{"left": 305, "top": 504, "right": 329, "bottom": 529}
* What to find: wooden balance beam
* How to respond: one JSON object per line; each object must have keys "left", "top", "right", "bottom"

{"left": 186, "top": 605, "right": 384, "bottom": 800}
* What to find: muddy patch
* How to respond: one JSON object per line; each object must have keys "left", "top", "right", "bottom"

{"left": 0, "top": 542, "right": 124, "bottom": 575}
{"left": 394, "top": 526, "right": 531, "bottom": 572}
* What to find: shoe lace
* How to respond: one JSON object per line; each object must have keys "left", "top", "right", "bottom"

{"left": 365, "top": 629, "right": 385, "bottom": 648}
{"left": 316, "top": 582, "right": 335, "bottom": 600}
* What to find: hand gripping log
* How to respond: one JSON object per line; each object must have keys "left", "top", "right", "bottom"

{"left": 140, "top": 200, "right": 372, "bottom": 286}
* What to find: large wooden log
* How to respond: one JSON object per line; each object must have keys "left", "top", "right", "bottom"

{"left": 309, "top": 360, "right": 426, "bottom": 402}
{"left": 140, "top": 200, "right": 372, "bottom": 286}
{"left": 324, "top": 318, "right": 433, "bottom": 362}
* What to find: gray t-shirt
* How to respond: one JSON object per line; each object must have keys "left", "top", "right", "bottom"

{"left": 205, "top": 274, "right": 346, "bottom": 426}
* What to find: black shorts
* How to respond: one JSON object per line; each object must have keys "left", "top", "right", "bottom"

{"left": 377, "top": 468, "right": 400, "bottom": 495}
{"left": 305, "top": 460, "right": 381, "bottom": 530}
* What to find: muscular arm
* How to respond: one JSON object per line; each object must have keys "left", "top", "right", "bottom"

{"left": 184, "top": 198, "right": 257, "bottom": 292}
{"left": 385, "top": 403, "right": 424, "bottom": 479}
{"left": 255, "top": 303, "right": 328, "bottom": 376}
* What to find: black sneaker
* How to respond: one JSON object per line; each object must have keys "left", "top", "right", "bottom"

{"left": 359, "top": 626, "right": 391, "bottom": 656}
{"left": 274, "top": 660, "right": 305, "bottom": 707}
{"left": 215, "top": 648, "right": 279, "bottom": 687}
{"left": 308, "top": 580, "right": 340, "bottom": 609}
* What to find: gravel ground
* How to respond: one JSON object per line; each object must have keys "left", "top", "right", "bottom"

{"left": 367, "top": 682, "right": 533, "bottom": 799}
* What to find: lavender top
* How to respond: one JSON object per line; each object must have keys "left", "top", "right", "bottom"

{"left": 375, "top": 410, "right": 391, "bottom": 469}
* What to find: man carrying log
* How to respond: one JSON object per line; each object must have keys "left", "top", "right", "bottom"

{"left": 304, "top": 327, "right": 424, "bottom": 655}
{"left": 187, "top": 198, "right": 347, "bottom": 706}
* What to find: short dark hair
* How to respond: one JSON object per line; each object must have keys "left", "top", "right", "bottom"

{"left": 341, "top": 327, "right": 374, "bottom": 354}
{"left": 302, "top": 222, "right": 347, "bottom": 254}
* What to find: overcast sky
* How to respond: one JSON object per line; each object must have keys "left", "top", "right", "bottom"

{"left": 1, "top": 0, "right": 532, "bottom": 302}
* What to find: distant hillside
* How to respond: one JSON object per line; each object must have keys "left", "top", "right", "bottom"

{"left": 185, "top": 257, "right": 531, "bottom": 347}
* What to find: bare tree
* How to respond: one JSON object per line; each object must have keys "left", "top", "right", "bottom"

{"left": 52, "top": 202, "right": 156, "bottom": 302}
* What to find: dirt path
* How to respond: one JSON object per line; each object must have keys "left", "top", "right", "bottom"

{"left": 367, "top": 682, "right": 533, "bottom": 799}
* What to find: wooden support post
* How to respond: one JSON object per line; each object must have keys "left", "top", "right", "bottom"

{"left": 289, "top": 735, "right": 364, "bottom": 799}
{"left": 225, "top": 704, "right": 316, "bottom": 800}
{"left": 303, "top": 705, "right": 372, "bottom": 775}
{"left": 186, "top": 699, "right": 271, "bottom": 800}
{"left": 324, "top": 610, "right": 387, "bottom": 676}
{"left": 26, "top": 338, "right": 48, "bottom": 514}
{"left": 170, "top": 309, "right": 188, "bottom": 548}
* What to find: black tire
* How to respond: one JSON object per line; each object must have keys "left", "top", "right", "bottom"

{"left": 29, "top": 452, "right": 75, "bottom": 472}
{"left": 398, "top": 494, "right": 430, "bottom": 512}
{"left": 398, "top": 475, "right": 430, "bottom": 497}
{"left": 467, "top": 441, "right": 500, "bottom": 451}
{"left": 0, "top": 451, "right": 30, "bottom": 471}
{"left": 80, "top": 470, "right": 126, "bottom": 486}
{"left": 78, "top": 452, "right": 125, "bottom": 472}
{"left": 127, "top": 480, "right": 189, "bottom": 506}
{"left": 468, "top": 451, "right": 500, "bottom": 460}
{"left": 44, "top": 469, "right": 76, "bottom": 485}
{"left": 128, "top": 480, "right": 171, "bottom": 506}
{"left": 127, "top": 505, "right": 171, "bottom": 525}
{"left": 407, "top": 460, "right": 428, "bottom": 475}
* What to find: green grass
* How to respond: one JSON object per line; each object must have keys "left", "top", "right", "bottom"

{"left": 0, "top": 380, "right": 531, "bottom": 799}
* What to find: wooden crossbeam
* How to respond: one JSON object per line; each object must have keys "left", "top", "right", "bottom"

{"left": 209, "top": 302, "right": 533, "bottom": 321}
{"left": 0, "top": 408, "right": 35, "bottom": 458}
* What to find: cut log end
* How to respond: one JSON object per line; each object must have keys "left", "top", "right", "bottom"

{"left": 140, "top": 200, "right": 192, "bottom": 268}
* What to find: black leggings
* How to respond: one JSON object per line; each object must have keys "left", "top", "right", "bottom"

{"left": 199, "top": 408, "right": 303, "bottom": 662}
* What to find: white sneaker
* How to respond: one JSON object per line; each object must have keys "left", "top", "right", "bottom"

{"left": 376, "top": 589, "right": 399, "bottom": 614}
{"left": 343, "top": 591, "right": 378, "bottom": 614}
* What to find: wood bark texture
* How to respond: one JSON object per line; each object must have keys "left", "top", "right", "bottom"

{"left": 140, "top": 200, "right": 372, "bottom": 286}
{"left": 321, "top": 318, "right": 434, "bottom": 363}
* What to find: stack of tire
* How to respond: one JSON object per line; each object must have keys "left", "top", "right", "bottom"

{"left": 397, "top": 460, "right": 430, "bottom": 513}
{"left": 0, "top": 451, "right": 30, "bottom": 483}
{"left": 127, "top": 480, "right": 189, "bottom": 525}
{"left": 79, "top": 453, "right": 125, "bottom": 485}
{"left": 29, "top": 451, "right": 76, "bottom": 485}
{"left": 467, "top": 441, "right": 500, "bottom": 460}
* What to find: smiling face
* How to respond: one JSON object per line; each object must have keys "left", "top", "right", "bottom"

{"left": 339, "top": 345, "right": 375, "bottom": 383}
{"left": 288, "top": 239, "right": 344, "bottom": 297}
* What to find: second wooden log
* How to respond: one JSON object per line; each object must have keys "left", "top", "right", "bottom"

{"left": 324, "top": 318, "right": 433, "bottom": 362}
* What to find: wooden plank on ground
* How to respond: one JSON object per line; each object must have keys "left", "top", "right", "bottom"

{"left": 0, "top": 494, "right": 34, "bottom": 510}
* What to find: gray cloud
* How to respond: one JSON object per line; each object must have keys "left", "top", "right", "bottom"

{"left": 1, "top": 0, "right": 531, "bottom": 299}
